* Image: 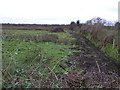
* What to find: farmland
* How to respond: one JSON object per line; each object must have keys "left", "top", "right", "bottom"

{"left": 2, "top": 26, "right": 76, "bottom": 88}
{"left": 2, "top": 19, "right": 120, "bottom": 88}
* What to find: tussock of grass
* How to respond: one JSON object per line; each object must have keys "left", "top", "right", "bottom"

{"left": 101, "top": 43, "right": 119, "bottom": 60}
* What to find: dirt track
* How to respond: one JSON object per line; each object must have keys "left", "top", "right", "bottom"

{"left": 61, "top": 32, "right": 120, "bottom": 88}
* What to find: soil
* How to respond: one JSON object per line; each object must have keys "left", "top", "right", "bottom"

{"left": 61, "top": 32, "right": 120, "bottom": 88}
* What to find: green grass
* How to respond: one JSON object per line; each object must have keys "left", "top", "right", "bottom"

{"left": 3, "top": 29, "right": 48, "bottom": 36}
{"left": 51, "top": 31, "right": 71, "bottom": 39}
{"left": 2, "top": 39, "right": 71, "bottom": 73}
{"left": 2, "top": 29, "right": 74, "bottom": 88}
{"left": 101, "top": 43, "right": 119, "bottom": 60}
{"left": 85, "top": 33, "right": 119, "bottom": 61}
{"left": 3, "top": 29, "right": 72, "bottom": 39}
{"left": 3, "top": 29, "right": 75, "bottom": 44}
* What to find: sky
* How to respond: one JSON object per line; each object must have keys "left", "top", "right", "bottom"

{"left": 0, "top": 0, "right": 119, "bottom": 24}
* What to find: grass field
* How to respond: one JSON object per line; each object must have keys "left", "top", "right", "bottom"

{"left": 2, "top": 29, "right": 76, "bottom": 88}
{"left": 2, "top": 23, "right": 119, "bottom": 88}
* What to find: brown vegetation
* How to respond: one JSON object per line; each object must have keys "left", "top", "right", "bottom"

{"left": 81, "top": 17, "right": 118, "bottom": 47}
{"left": 40, "top": 33, "right": 59, "bottom": 42}
{"left": 2, "top": 19, "right": 120, "bottom": 88}
{"left": 50, "top": 27, "right": 64, "bottom": 32}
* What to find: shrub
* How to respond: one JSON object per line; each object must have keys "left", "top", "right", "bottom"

{"left": 69, "top": 21, "right": 77, "bottom": 30}
{"left": 95, "top": 30, "right": 116, "bottom": 47}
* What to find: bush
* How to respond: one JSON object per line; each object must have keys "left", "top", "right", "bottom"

{"left": 69, "top": 21, "right": 77, "bottom": 30}
{"left": 81, "top": 20, "right": 117, "bottom": 47}
{"left": 95, "top": 30, "right": 116, "bottom": 47}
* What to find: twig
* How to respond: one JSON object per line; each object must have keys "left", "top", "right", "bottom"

{"left": 95, "top": 60, "right": 101, "bottom": 73}
{"left": 45, "top": 60, "right": 61, "bottom": 81}
{"left": 47, "top": 67, "right": 58, "bottom": 81}
{"left": 95, "top": 60, "right": 103, "bottom": 87}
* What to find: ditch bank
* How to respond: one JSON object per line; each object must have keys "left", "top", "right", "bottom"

{"left": 61, "top": 32, "right": 120, "bottom": 88}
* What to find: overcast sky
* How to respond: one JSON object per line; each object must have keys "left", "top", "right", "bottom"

{"left": 0, "top": 0, "right": 119, "bottom": 24}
